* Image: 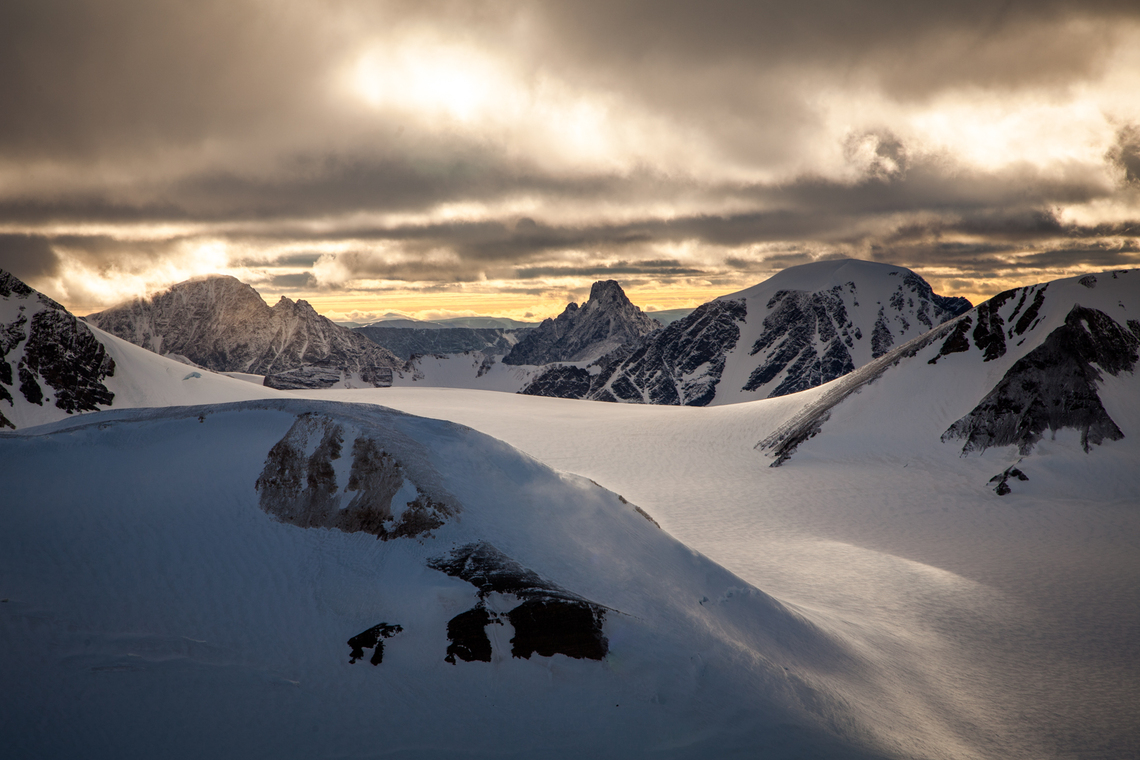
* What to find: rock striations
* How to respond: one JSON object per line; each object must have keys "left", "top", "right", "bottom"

{"left": 521, "top": 259, "right": 970, "bottom": 405}
{"left": 502, "top": 280, "right": 660, "bottom": 365}
{"left": 86, "top": 275, "right": 404, "bottom": 389}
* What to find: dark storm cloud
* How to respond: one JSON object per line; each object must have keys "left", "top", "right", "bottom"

{"left": 514, "top": 260, "right": 708, "bottom": 279}
{"left": 268, "top": 272, "right": 319, "bottom": 289}
{"left": 0, "top": 234, "right": 61, "bottom": 280}
{"left": 3, "top": 1, "right": 1139, "bottom": 307}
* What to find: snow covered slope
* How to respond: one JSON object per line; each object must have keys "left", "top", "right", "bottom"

{"left": 502, "top": 280, "right": 661, "bottom": 365}
{"left": 86, "top": 275, "right": 404, "bottom": 388}
{"left": 521, "top": 259, "right": 969, "bottom": 405}
{"left": 4, "top": 398, "right": 906, "bottom": 760}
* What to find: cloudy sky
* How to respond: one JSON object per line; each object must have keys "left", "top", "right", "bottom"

{"left": 3, "top": 0, "right": 1140, "bottom": 320}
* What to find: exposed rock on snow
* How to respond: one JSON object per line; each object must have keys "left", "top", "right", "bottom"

{"left": 255, "top": 412, "right": 457, "bottom": 539}
{"left": 0, "top": 269, "right": 116, "bottom": 429}
{"left": 522, "top": 259, "right": 968, "bottom": 405}
{"left": 943, "top": 305, "right": 1140, "bottom": 455}
{"left": 86, "top": 275, "right": 403, "bottom": 386}
{"left": 989, "top": 465, "right": 1029, "bottom": 496}
{"left": 347, "top": 623, "right": 403, "bottom": 666}
{"left": 429, "top": 542, "right": 609, "bottom": 662}
{"left": 502, "top": 280, "right": 660, "bottom": 365}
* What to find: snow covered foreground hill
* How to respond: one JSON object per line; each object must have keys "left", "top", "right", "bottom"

{"left": 522, "top": 259, "right": 969, "bottom": 405}
{"left": 5, "top": 398, "right": 905, "bottom": 760}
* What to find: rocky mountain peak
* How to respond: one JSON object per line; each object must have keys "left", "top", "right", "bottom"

{"left": 502, "top": 280, "right": 660, "bottom": 365}
{"left": 587, "top": 279, "right": 628, "bottom": 305}
{"left": 86, "top": 275, "right": 403, "bottom": 387}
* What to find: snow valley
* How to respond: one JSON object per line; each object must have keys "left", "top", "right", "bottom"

{"left": 1, "top": 263, "right": 1138, "bottom": 759}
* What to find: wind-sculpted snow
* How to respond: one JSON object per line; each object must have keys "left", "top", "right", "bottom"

{"left": 520, "top": 259, "right": 969, "bottom": 406}
{"left": 0, "top": 269, "right": 116, "bottom": 429}
{"left": 502, "top": 280, "right": 660, "bottom": 365}
{"left": 86, "top": 275, "right": 403, "bottom": 387}
{"left": 256, "top": 411, "right": 457, "bottom": 539}
{"left": 943, "top": 305, "right": 1140, "bottom": 455}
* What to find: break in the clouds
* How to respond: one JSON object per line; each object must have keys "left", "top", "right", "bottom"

{"left": 2, "top": 0, "right": 1139, "bottom": 318}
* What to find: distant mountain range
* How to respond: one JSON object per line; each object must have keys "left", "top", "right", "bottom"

{"left": 521, "top": 259, "right": 971, "bottom": 405}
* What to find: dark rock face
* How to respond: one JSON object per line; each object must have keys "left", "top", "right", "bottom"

{"left": 354, "top": 325, "right": 524, "bottom": 360}
{"left": 0, "top": 269, "right": 116, "bottom": 428}
{"left": 521, "top": 298, "right": 747, "bottom": 405}
{"left": 348, "top": 623, "right": 403, "bottom": 665}
{"left": 429, "top": 542, "right": 608, "bottom": 663}
{"left": 744, "top": 287, "right": 857, "bottom": 396}
{"left": 943, "top": 305, "right": 1140, "bottom": 455}
{"left": 507, "top": 599, "right": 608, "bottom": 660}
{"left": 86, "top": 275, "right": 402, "bottom": 380}
{"left": 444, "top": 606, "right": 495, "bottom": 664}
{"left": 930, "top": 285, "right": 1051, "bottom": 366}
{"left": 502, "top": 280, "right": 660, "bottom": 365}
{"left": 518, "top": 364, "right": 592, "bottom": 399}
{"left": 255, "top": 413, "right": 455, "bottom": 539}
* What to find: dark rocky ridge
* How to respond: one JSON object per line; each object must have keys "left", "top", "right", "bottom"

{"left": 0, "top": 269, "right": 116, "bottom": 429}
{"left": 86, "top": 275, "right": 402, "bottom": 389}
{"left": 503, "top": 280, "right": 660, "bottom": 365}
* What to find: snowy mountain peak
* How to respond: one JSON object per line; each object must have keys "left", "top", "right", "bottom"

{"left": 521, "top": 258, "right": 969, "bottom": 404}
{"left": 502, "top": 280, "right": 660, "bottom": 365}
{"left": 87, "top": 275, "right": 404, "bottom": 388}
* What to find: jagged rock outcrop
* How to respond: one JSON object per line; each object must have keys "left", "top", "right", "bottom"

{"left": 521, "top": 259, "right": 970, "bottom": 405}
{"left": 354, "top": 324, "right": 525, "bottom": 360}
{"left": 86, "top": 275, "right": 403, "bottom": 388}
{"left": 502, "top": 280, "right": 660, "bottom": 365}
{"left": 0, "top": 269, "right": 116, "bottom": 429}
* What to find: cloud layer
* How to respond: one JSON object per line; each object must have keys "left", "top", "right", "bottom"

{"left": 3, "top": 0, "right": 1139, "bottom": 316}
